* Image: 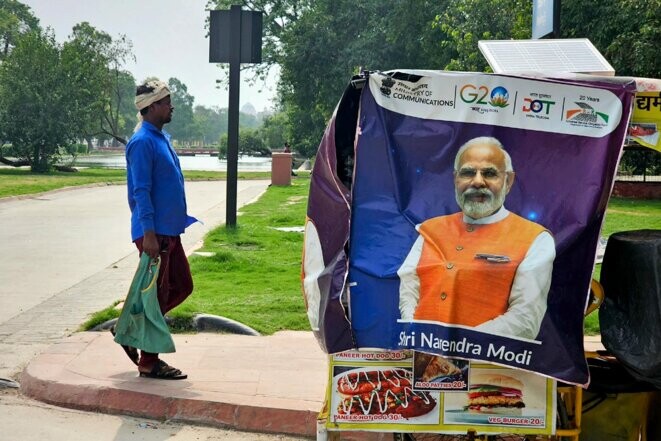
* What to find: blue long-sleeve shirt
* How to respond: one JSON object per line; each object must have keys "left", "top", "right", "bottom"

{"left": 126, "top": 121, "right": 197, "bottom": 241}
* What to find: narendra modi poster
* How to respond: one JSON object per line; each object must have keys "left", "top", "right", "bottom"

{"left": 303, "top": 70, "right": 635, "bottom": 385}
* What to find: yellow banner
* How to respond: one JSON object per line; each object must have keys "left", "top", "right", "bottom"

{"left": 630, "top": 87, "right": 661, "bottom": 153}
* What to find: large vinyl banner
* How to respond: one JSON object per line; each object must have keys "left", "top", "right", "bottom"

{"left": 303, "top": 71, "right": 635, "bottom": 385}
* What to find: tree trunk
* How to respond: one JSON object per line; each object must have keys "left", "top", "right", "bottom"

{"left": 32, "top": 145, "right": 50, "bottom": 173}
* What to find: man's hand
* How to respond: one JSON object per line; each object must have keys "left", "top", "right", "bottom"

{"left": 142, "top": 230, "right": 160, "bottom": 259}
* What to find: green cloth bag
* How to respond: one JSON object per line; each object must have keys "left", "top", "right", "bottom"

{"left": 113, "top": 253, "right": 175, "bottom": 354}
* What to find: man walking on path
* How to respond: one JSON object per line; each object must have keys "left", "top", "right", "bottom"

{"left": 121, "top": 79, "right": 197, "bottom": 379}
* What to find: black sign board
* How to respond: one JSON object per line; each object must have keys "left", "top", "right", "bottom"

{"left": 209, "top": 9, "right": 262, "bottom": 63}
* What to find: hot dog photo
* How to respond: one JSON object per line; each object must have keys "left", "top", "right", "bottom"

{"left": 331, "top": 366, "right": 440, "bottom": 424}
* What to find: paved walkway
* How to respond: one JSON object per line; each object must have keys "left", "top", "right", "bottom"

{"left": 0, "top": 181, "right": 268, "bottom": 379}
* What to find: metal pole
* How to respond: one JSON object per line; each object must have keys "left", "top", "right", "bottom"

{"left": 226, "top": 4, "right": 241, "bottom": 228}
{"left": 553, "top": 0, "right": 562, "bottom": 38}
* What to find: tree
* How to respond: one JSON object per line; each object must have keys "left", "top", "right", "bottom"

{"left": 207, "top": 1, "right": 451, "bottom": 158}
{"left": 260, "top": 111, "right": 288, "bottom": 151}
{"left": 96, "top": 35, "right": 135, "bottom": 145}
{"left": 240, "top": 128, "right": 269, "bottom": 156}
{"left": 101, "top": 68, "right": 137, "bottom": 146}
{"left": 561, "top": 0, "right": 660, "bottom": 79}
{"left": 192, "top": 105, "right": 228, "bottom": 146}
{"left": 0, "top": 30, "right": 77, "bottom": 172}
{"left": 0, "top": 0, "right": 40, "bottom": 60}
{"left": 167, "top": 77, "right": 196, "bottom": 143}
{"left": 61, "top": 22, "right": 114, "bottom": 143}
{"left": 219, "top": 127, "right": 269, "bottom": 157}
{"left": 436, "top": 0, "right": 659, "bottom": 78}
{"left": 61, "top": 22, "right": 135, "bottom": 146}
{"left": 436, "top": 0, "right": 531, "bottom": 72}
{"left": 239, "top": 111, "right": 260, "bottom": 129}
{"left": 619, "top": 148, "right": 661, "bottom": 177}
{"left": 276, "top": 0, "right": 450, "bottom": 157}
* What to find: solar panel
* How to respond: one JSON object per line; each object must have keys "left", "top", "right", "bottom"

{"left": 479, "top": 39, "right": 615, "bottom": 76}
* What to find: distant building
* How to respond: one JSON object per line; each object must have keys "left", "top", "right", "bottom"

{"left": 241, "top": 102, "right": 257, "bottom": 116}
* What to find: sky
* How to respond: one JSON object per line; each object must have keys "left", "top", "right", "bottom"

{"left": 21, "top": 0, "right": 278, "bottom": 113}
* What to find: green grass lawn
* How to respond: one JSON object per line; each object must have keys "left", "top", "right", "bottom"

{"left": 171, "top": 177, "right": 310, "bottom": 334}
{"left": 600, "top": 197, "right": 661, "bottom": 236}
{"left": 0, "top": 167, "right": 270, "bottom": 199}
{"left": 0, "top": 167, "right": 127, "bottom": 198}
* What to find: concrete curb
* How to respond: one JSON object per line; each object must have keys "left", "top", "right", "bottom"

{"left": 19, "top": 332, "right": 326, "bottom": 438}
{"left": 20, "top": 369, "right": 319, "bottom": 437}
{"left": 193, "top": 314, "right": 261, "bottom": 336}
{"left": 91, "top": 314, "right": 261, "bottom": 336}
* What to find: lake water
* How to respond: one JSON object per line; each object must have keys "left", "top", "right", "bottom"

{"left": 76, "top": 154, "right": 272, "bottom": 172}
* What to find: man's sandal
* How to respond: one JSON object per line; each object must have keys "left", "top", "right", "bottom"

{"left": 109, "top": 325, "right": 139, "bottom": 366}
{"left": 139, "top": 360, "right": 188, "bottom": 380}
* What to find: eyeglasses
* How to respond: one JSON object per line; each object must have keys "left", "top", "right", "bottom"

{"left": 456, "top": 167, "right": 507, "bottom": 181}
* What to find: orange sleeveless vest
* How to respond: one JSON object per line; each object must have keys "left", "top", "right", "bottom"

{"left": 413, "top": 212, "right": 546, "bottom": 326}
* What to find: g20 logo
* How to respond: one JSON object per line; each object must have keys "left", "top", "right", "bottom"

{"left": 460, "top": 85, "right": 509, "bottom": 108}
{"left": 522, "top": 98, "right": 555, "bottom": 115}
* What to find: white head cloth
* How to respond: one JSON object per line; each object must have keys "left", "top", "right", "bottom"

{"left": 133, "top": 79, "right": 170, "bottom": 132}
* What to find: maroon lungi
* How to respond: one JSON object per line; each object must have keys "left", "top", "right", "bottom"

{"left": 134, "top": 235, "right": 193, "bottom": 364}
{"left": 134, "top": 235, "right": 193, "bottom": 315}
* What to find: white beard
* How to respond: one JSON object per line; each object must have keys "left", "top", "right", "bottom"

{"left": 456, "top": 185, "right": 507, "bottom": 219}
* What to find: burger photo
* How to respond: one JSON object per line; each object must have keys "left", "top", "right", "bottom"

{"left": 465, "top": 373, "right": 525, "bottom": 415}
